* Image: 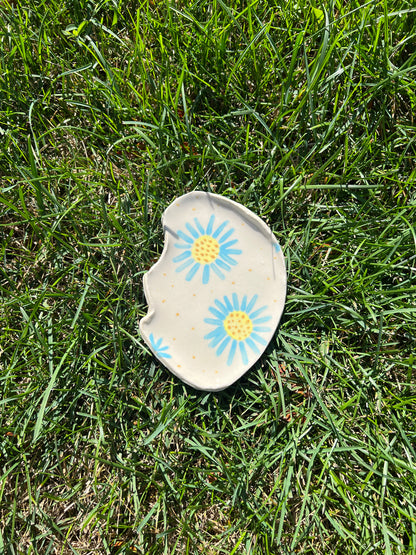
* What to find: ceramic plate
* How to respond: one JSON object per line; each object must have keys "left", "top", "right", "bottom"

{"left": 140, "top": 191, "right": 286, "bottom": 391}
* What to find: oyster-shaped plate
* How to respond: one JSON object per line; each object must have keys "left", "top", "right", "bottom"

{"left": 140, "top": 191, "right": 286, "bottom": 391}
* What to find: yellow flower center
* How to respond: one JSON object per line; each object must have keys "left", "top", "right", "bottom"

{"left": 224, "top": 311, "right": 253, "bottom": 341}
{"left": 191, "top": 235, "right": 220, "bottom": 264}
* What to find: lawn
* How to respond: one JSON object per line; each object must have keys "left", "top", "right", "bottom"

{"left": 1, "top": 0, "right": 416, "bottom": 553}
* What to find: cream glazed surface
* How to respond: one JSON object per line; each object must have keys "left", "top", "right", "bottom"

{"left": 140, "top": 191, "right": 286, "bottom": 391}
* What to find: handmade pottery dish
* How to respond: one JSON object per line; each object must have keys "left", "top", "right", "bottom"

{"left": 140, "top": 191, "right": 286, "bottom": 391}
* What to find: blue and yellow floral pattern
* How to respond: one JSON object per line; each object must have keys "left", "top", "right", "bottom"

{"left": 204, "top": 293, "right": 272, "bottom": 366}
{"left": 149, "top": 333, "right": 172, "bottom": 359}
{"left": 173, "top": 215, "right": 242, "bottom": 284}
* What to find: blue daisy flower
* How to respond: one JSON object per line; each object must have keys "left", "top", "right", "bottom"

{"left": 149, "top": 333, "right": 172, "bottom": 359}
{"left": 204, "top": 293, "right": 272, "bottom": 366}
{"left": 172, "top": 215, "right": 242, "bottom": 284}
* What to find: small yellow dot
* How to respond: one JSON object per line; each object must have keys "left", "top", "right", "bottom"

{"left": 215, "top": 370, "right": 219, "bottom": 374}
{"left": 176, "top": 313, "right": 180, "bottom": 316}
{"left": 173, "top": 337, "right": 176, "bottom": 341}
{"left": 232, "top": 281, "right": 235, "bottom": 284}
{"left": 267, "top": 277, "right": 270, "bottom": 281}
{"left": 177, "top": 364, "right": 181, "bottom": 368}
{"left": 162, "top": 299, "right": 166, "bottom": 303}
{"left": 171, "top": 285, "right": 174, "bottom": 288}
{"left": 192, "top": 356, "right": 196, "bottom": 359}
{"left": 191, "top": 327, "right": 195, "bottom": 330}
{"left": 248, "top": 269, "right": 252, "bottom": 272}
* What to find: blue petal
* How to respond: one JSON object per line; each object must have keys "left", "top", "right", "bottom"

{"left": 214, "top": 299, "right": 228, "bottom": 316}
{"left": 253, "top": 326, "right": 272, "bottom": 333}
{"left": 212, "top": 220, "right": 228, "bottom": 239}
{"left": 216, "top": 336, "right": 231, "bottom": 356}
{"left": 173, "top": 251, "right": 192, "bottom": 263}
{"left": 227, "top": 340, "right": 237, "bottom": 366}
{"left": 215, "top": 258, "right": 231, "bottom": 271}
{"left": 160, "top": 352, "right": 172, "bottom": 359}
{"left": 239, "top": 342, "right": 248, "bottom": 365}
{"left": 194, "top": 218, "right": 205, "bottom": 235}
{"left": 224, "top": 295, "right": 234, "bottom": 313}
{"left": 209, "top": 307, "right": 226, "bottom": 320}
{"left": 274, "top": 243, "right": 281, "bottom": 252}
{"left": 249, "top": 306, "right": 268, "bottom": 320}
{"left": 204, "top": 328, "right": 223, "bottom": 340}
{"left": 246, "top": 337, "right": 259, "bottom": 354}
{"left": 252, "top": 316, "right": 272, "bottom": 325}
{"left": 251, "top": 332, "right": 267, "bottom": 345}
{"left": 221, "top": 239, "right": 238, "bottom": 249}
{"left": 176, "top": 258, "right": 194, "bottom": 273}
{"left": 206, "top": 214, "right": 215, "bottom": 235}
{"left": 174, "top": 243, "right": 191, "bottom": 249}
{"left": 186, "top": 222, "right": 199, "bottom": 239}
{"left": 209, "top": 329, "right": 225, "bottom": 347}
{"left": 219, "top": 228, "right": 234, "bottom": 243}
{"left": 210, "top": 330, "right": 227, "bottom": 348}
{"left": 232, "top": 292, "right": 239, "bottom": 310}
{"left": 202, "top": 265, "right": 210, "bottom": 284}
{"left": 223, "top": 248, "right": 242, "bottom": 256}
{"left": 211, "top": 263, "right": 225, "bottom": 280}
{"left": 204, "top": 318, "right": 224, "bottom": 326}
{"left": 149, "top": 333, "right": 155, "bottom": 346}
{"left": 186, "top": 262, "right": 200, "bottom": 281}
{"left": 221, "top": 253, "right": 239, "bottom": 266}
{"left": 246, "top": 295, "right": 258, "bottom": 314}
{"left": 177, "top": 230, "right": 194, "bottom": 244}
{"left": 155, "top": 337, "right": 162, "bottom": 349}
{"left": 240, "top": 295, "right": 248, "bottom": 311}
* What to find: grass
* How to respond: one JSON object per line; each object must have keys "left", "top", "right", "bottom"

{"left": 1, "top": 0, "right": 416, "bottom": 553}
